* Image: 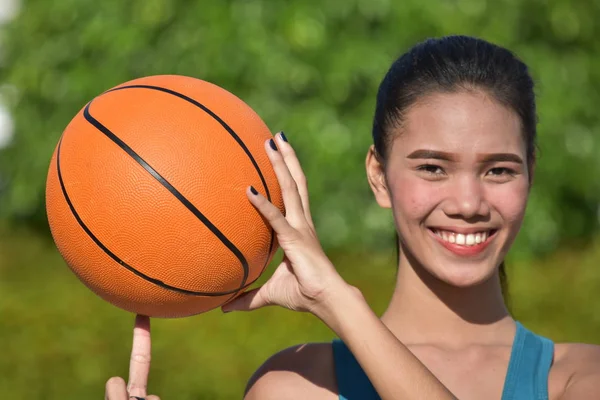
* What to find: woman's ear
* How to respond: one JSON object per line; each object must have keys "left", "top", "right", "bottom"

{"left": 527, "top": 158, "right": 536, "bottom": 190}
{"left": 366, "top": 145, "right": 392, "bottom": 208}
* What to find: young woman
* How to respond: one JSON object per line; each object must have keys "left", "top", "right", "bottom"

{"left": 105, "top": 36, "right": 600, "bottom": 400}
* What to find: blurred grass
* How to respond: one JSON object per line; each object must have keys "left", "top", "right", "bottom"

{"left": 1, "top": 224, "right": 599, "bottom": 399}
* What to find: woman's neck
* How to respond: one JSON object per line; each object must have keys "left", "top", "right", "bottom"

{"left": 380, "top": 252, "right": 515, "bottom": 348}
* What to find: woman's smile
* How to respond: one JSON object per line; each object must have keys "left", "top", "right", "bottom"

{"left": 427, "top": 226, "right": 499, "bottom": 257}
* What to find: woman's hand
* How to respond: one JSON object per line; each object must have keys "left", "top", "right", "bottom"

{"left": 222, "top": 132, "right": 352, "bottom": 317}
{"left": 104, "top": 315, "right": 160, "bottom": 400}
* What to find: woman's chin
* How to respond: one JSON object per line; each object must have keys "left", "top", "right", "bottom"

{"left": 430, "top": 263, "right": 498, "bottom": 288}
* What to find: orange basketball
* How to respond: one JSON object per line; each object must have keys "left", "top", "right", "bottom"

{"left": 45, "top": 75, "right": 284, "bottom": 318}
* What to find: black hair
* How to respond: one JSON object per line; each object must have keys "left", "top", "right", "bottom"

{"left": 373, "top": 35, "right": 538, "bottom": 297}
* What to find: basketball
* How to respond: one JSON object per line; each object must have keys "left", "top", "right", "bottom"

{"left": 45, "top": 75, "right": 284, "bottom": 318}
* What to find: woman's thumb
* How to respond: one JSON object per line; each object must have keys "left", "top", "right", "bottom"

{"left": 221, "top": 287, "right": 269, "bottom": 313}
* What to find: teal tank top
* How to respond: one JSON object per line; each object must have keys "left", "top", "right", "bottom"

{"left": 332, "top": 322, "right": 554, "bottom": 400}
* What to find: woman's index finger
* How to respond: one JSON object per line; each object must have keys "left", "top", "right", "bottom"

{"left": 127, "top": 315, "right": 152, "bottom": 398}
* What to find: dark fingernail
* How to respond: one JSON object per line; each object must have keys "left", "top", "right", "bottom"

{"left": 250, "top": 186, "right": 258, "bottom": 195}
{"left": 280, "top": 132, "right": 288, "bottom": 142}
{"left": 269, "top": 138, "right": 278, "bottom": 151}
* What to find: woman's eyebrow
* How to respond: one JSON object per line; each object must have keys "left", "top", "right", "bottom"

{"left": 406, "top": 149, "right": 457, "bottom": 161}
{"left": 406, "top": 149, "right": 524, "bottom": 164}
{"left": 476, "top": 153, "right": 524, "bottom": 164}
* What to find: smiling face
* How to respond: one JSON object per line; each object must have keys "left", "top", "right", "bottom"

{"left": 367, "top": 90, "right": 532, "bottom": 287}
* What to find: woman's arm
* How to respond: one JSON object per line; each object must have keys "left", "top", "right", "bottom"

{"left": 224, "top": 133, "right": 456, "bottom": 400}
{"left": 315, "top": 282, "right": 456, "bottom": 400}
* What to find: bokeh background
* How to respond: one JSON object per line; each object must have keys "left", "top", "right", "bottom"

{"left": 1, "top": 0, "right": 599, "bottom": 398}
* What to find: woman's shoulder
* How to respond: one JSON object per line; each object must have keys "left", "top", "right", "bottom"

{"left": 243, "top": 341, "right": 339, "bottom": 400}
{"left": 553, "top": 342, "right": 600, "bottom": 372}
{"left": 549, "top": 342, "right": 600, "bottom": 397}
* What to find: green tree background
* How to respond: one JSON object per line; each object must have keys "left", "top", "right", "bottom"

{"left": 0, "top": 0, "right": 599, "bottom": 399}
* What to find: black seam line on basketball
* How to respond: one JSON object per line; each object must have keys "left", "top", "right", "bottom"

{"left": 106, "top": 83, "right": 277, "bottom": 281}
{"left": 223, "top": 236, "right": 277, "bottom": 303}
{"left": 64, "top": 102, "right": 251, "bottom": 295}
{"left": 106, "top": 84, "right": 272, "bottom": 202}
{"left": 55, "top": 129, "right": 247, "bottom": 297}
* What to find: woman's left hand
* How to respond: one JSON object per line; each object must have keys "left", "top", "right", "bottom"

{"left": 221, "top": 132, "right": 351, "bottom": 317}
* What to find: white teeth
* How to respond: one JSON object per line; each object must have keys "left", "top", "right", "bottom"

{"left": 466, "top": 234, "right": 475, "bottom": 245}
{"left": 434, "top": 229, "right": 492, "bottom": 246}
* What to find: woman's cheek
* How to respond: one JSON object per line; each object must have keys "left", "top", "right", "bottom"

{"left": 488, "top": 180, "right": 530, "bottom": 224}
{"left": 391, "top": 174, "right": 439, "bottom": 219}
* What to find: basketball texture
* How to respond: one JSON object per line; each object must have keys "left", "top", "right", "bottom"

{"left": 45, "top": 75, "right": 284, "bottom": 318}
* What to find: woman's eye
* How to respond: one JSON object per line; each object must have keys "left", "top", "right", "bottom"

{"left": 418, "top": 164, "right": 444, "bottom": 175}
{"left": 487, "top": 167, "right": 515, "bottom": 176}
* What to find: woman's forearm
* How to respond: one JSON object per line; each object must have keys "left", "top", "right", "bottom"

{"left": 314, "top": 284, "right": 457, "bottom": 400}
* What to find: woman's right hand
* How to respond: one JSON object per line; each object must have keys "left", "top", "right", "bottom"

{"left": 104, "top": 315, "right": 160, "bottom": 400}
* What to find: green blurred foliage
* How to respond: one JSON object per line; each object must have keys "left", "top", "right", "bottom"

{"left": 0, "top": 0, "right": 599, "bottom": 257}
{"left": 1, "top": 227, "right": 599, "bottom": 399}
